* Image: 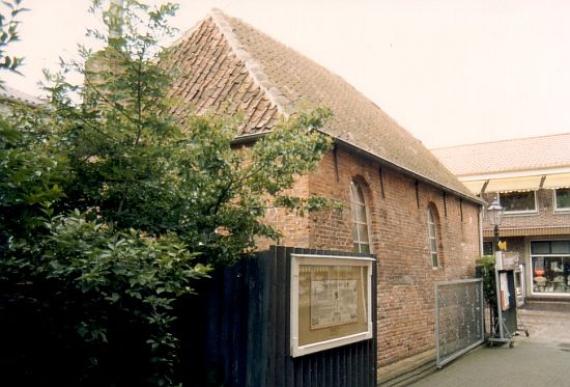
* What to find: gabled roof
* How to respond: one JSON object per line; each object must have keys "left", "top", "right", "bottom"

{"left": 167, "top": 9, "right": 478, "bottom": 202}
{"left": 432, "top": 132, "right": 570, "bottom": 176}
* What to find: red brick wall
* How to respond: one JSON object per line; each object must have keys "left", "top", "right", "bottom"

{"left": 256, "top": 175, "right": 311, "bottom": 250}
{"left": 305, "top": 149, "right": 481, "bottom": 369}
{"left": 482, "top": 190, "right": 570, "bottom": 231}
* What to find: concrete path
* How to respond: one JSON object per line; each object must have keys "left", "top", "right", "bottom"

{"left": 411, "top": 302, "right": 570, "bottom": 387}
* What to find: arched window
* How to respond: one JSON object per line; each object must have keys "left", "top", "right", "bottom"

{"left": 427, "top": 206, "right": 440, "bottom": 267}
{"left": 350, "top": 181, "right": 371, "bottom": 253}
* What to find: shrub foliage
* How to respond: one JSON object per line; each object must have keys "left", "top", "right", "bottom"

{"left": 0, "top": 1, "right": 331, "bottom": 385}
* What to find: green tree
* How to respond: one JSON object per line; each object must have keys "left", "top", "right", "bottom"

{"left": 1, "top": 1, "right": 331, "bottom": 385}
{"left": 0, "top": 0, "right": 26, "bottom": 82}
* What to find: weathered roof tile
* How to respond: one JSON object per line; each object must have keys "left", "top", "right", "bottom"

{"left": 167, "top": 10, "right": 476, "bottom": 200}
{"left": 433, "top": 133, "right": 570, "bottom": 176}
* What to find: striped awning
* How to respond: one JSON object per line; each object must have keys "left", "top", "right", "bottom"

{"left": 462, "top": 180, "right": 486, "bottom": 195}
{"left": 485, "top": 175, "right": 542, "bottom": 193}
{"left": 542, "top": 173, "right": 570, "bottom": 189}
{"left": 483, "top": 226, "right": 570, "bottom": 238}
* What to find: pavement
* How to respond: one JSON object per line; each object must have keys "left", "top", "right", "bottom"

{"left": 410, "top": 302, "right": 570, "bottom": 387}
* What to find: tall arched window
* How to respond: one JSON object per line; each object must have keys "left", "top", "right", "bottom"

{"left": 350, "top": 181, "right": 371, "bottom": 253}
{"left": 427, "top": 206, "right": 440, "bottom": 267}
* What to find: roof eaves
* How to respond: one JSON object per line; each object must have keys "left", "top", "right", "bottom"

{"left": 334, "top": 136, "right": 484, "bottom": 205}
{"left": 231, "top": 128, "right": 483, "bottom": 206}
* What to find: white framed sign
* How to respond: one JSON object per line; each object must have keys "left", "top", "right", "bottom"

{"left": 290, "top": 253, "right": 374, "bottom": 357}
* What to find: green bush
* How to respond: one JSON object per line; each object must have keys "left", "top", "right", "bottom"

{"left": 0, "top": 1, "right": 331, "bottom": 385}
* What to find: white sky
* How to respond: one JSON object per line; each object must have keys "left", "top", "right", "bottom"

{"left": 3, "top": 0, "right": 570, "bottom": 148}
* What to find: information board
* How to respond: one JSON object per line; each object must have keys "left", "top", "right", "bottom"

{"left": 290, "top": 254, "right": 374, "bottom": 357}
{"left": 310, "top": 279, "right": 358, "bottom": 329}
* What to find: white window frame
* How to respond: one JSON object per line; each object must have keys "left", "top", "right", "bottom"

{"left": 499, "top": 191, "right": 538, "bottom": 215}
{"left": 350, "top": 181, "right": 372, "bottom": 254}
{"left": 529, "top": 253, "right": 570, "bottom": 297}
{"left": 289, "top": 254, "right": 374, "bottom": 357}
{"left": 553, "top": 188, "right": 570, "bottom": 212}
{"left": 427, "top": 207, "right": 440, "bottom": 268}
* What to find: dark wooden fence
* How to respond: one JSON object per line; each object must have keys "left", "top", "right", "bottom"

{"left": 177, "top": 246, "right": 377, "bottom": 387}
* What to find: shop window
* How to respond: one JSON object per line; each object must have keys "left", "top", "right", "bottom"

{"left": 427, "top": 205, "right": 440, "bottom": 267}
{"left": 531, "top": 241, "right": 551, "bottom": 255}
{"left": 499, "top": 191, "right": 536, "bottom": 213}
{"left": 554, "top": 188, "right": 570, "bottom": 211}
{"left": 531, "top": 241, "right": 570, "bottom": 295}
{"left": 350, "top": 181, "right": 371, "bottom": 254}
{"left": 531, "top": 241, "right": 570, "bottom": 255}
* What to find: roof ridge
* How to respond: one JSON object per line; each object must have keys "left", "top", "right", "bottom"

{"left": 215, "top": 10, "right": 425, "bottom": 147}
{"left": 432, "top": 131, "right": 570, "bottom": 150}
{"left": 209, "top": 8, "right": 290, "bottom": 117}
{"left": 167, "top": 9, "right": 480, "bottom": 203}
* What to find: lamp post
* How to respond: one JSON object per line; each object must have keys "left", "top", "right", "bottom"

{"left": 487, "top": 196, "right": 505, "bottom": 339}
{"left": 487, "top": 197, "right": 504, "bottom": 253}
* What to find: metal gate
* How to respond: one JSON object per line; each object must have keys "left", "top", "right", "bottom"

{"left": 435, "top": 279, "right": 484, "bottom": 368}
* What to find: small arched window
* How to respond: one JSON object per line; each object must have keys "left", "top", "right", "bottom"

{"left": 350, "top": 181, "right": 371, "bottom": 253}
{"left": 427, "top": 206, "right": 440, "bottom": 267}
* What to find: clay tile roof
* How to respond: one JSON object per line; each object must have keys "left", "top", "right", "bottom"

{"left": 167, "top": 9, "right": 478, "bottom": 202}
{"left": 432, "top": 133, "right": 570, "bottom": 176}
{"left": 0, "top": 85, "right": 44, "bottom": 106}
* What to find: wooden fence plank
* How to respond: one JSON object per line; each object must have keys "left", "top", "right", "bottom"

{"left": 182, "top": 246, "right": 377, "bottom": 387}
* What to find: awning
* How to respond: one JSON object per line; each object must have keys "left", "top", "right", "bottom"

{"left": 542, "top": 173, "right": 570, "bottom": 189}
{"left": 485, "top": 175, "right": 542, "bottom": 193}
{"left": 461, "top": 180, "right": 487, "bottom": 195}
{"left": 483, "top": 226, "right": 570, "bottom": 238}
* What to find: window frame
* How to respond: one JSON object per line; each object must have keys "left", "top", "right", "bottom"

{"left": 427, "top": 206, "right": 440, "bottom": 268}
{"left": 350, "top": 181, "right": 372, "bottom": 254}
{"left": 499, "top": 191, "right": 538, "bottom": 215}
{"left": 529, "top": 240, "right": 570, "bottom": 297}
{"left": 553, "top": 188, "right": 570, "bottom": 212}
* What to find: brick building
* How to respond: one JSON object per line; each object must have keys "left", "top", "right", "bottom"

{"left": 433, "top": 133, "right": 570, "bottom": 305}
{"left": 168, "top": 10, "right": 483, "bottom": 382}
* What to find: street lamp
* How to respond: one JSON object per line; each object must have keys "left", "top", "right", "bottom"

{"left": 487, "top": 196, "right": 504, "bottom": 253}
{"left": 487, "top": 196, "right": 506, "bottom": 341}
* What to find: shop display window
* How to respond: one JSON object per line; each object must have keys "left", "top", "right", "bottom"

{"left": 531, "top": 241, "right": 570, "bottom": 295}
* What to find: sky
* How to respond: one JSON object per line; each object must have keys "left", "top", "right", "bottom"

{"left": 3, "top": 0, "right": 570, "bottom": 148}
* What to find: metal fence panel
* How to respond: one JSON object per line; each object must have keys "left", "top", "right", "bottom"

{"left": 435, "top": 279, "right": 484, "bottom": 368}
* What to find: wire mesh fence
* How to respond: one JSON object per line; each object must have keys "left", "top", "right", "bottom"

{"left": 435, "top": 279, "right": 485, "bottom": 368}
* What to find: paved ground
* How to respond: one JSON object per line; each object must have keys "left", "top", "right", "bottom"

{"left": 411, "top": 302, "right": 570, "bottom": 387}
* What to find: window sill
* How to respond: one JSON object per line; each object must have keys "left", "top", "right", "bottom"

{"left": 503, "top": 210, "right": 539, "bottom": 217}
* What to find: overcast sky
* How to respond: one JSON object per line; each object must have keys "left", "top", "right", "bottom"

{"left": 3, "top": 0, "right": 570, "bottom": 148}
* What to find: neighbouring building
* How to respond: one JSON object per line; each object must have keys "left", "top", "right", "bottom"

{"left": 0, "top": 85, "right": 43, "bottom": 114}
{"left": 433, "top": 133, "right": 570, "bottom": 305}
{"left": 168, "top": 10, "right": 483, "bottom": 382}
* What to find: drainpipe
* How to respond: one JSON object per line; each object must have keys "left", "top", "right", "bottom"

{"left": 479, "top": 207, "right": 484, "bottom": 256}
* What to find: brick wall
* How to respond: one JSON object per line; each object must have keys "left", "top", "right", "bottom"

{"left": 304, "top": 148, "right": 481, "bottom": 372}
{"left": 482, "top": 190, "right": 570, "bottom": 231}
{"left": 256, "top": 175, "right": 311, "bottom": 250}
